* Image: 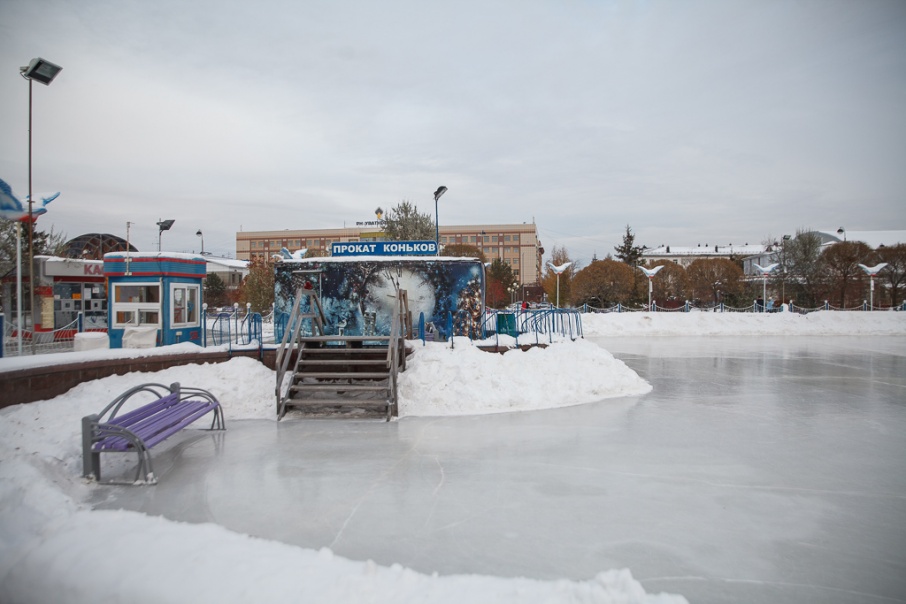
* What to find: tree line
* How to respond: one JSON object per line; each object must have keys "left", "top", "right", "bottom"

{"left": 539, "top": 227, "right": 906, "bottom": 310}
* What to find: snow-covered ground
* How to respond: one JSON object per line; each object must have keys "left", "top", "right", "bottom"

{"left": 1, "top": 312, "right": 903, "bottom": 603}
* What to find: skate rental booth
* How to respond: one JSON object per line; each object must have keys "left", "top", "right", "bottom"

{"left": 273, "top": 241, "right": 486, "bottom": 340}
{"left": 103, "top": 252, "right": 205, "bottom": 348}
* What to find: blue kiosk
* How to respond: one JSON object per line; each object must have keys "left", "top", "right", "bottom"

{"left": 104, "top": 252, "right": 205, "bottom": 348}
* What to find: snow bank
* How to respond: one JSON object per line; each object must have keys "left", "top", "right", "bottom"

{"left": 582, "top": 309, "right": 906, "bottom": 337}
{"left": 399, "top": 338, "right": 651, "bottom": 416}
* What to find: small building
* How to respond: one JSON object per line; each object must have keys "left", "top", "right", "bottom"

{"left": 274, "top": 242, "right": 485, "bottom": 340}
{"left": 103, "top": 252, "right": 206, "bottom": 348}
{"left": 1, "top": 255, "right": 107, "bottom": 332}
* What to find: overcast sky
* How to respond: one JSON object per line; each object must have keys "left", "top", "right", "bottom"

{"left": 1, "top": 0, "right": 904, "bottom": 265}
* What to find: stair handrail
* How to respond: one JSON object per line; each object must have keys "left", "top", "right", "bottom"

{"left": 275, "top": 287, "right": 327, "bottom": 412}
{"left": 385, "top": 289, "right": 407, "bottom": 419}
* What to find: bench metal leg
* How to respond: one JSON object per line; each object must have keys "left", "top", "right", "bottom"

{"left": 82, "top": 415, "right": 101, "bottom": 481}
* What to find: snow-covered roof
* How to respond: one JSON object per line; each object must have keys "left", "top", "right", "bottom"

{"left": 204, "top": 256, "right": 249, "bottom": 270}
{"left": 278, "top": 255, "right": 481, "bottom": 263}
{"left": 103, "top": 251, "right": 205, "bottom": 261}
{"left": 816, "top": 230, "right": 905, "bottom": 248}
{"left": 643, "top": 244, "right": 766, "bottom": 257}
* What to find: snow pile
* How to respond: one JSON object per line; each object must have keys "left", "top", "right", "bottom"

{"left": 582, "top": 309, "right": 906, "bottom": 337}
{"left": 0, "top": 342, "right": 685, "bottom": 604}
{"left": 1, "top": 511, "right": 681, "bottom": 603}
{"left": 399, "top": 337, "right": 651, "bottom": 416}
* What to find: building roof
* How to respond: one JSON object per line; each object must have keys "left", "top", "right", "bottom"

{"left": 815, "top": 230, "right": 905, "bottom": 248}
{"left": 643, "top": 243, "right": 766, "bottom": 257}
{"left": 205, "top": 256, "right": 249, "bottom": 270}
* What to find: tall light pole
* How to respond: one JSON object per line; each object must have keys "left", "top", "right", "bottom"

{"left": 858, "top": 263, "right": 888, "bottom": 310}
{"left": 781, "top": 234, "right": 791, "bottom": 303}
{"left": 157, "top": 219, "right": 175, "bottom": 251}
{"left": 20, "top": 57, "right": 62, "bottom": 340}
{"left": 433, "top": 186, "right": 447, "bottom": 255}
{"left": 753, "top": 263, "right": 779, "bottom": 312}
{"left": 837, "top": 227, "right": 846, "bottom": 242}
{"left": 196, "top": 229, "right": 205, "bottom": 255}
{"left": 548, "top": 262, "right": 572, "bottom": 308}
{"left": 639, "top": 265, "right": 664, "bottom": 310}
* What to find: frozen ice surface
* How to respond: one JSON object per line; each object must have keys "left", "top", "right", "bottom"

{"left": 84, "top": 335, "right": 906, "bottom": 604}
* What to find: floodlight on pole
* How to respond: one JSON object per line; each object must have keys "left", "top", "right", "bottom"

{"left": 753, "top": 263, "right": 779, "bottom": 312}
{"left": 638, "top": 265, "right": 665, "bottom": 310}
{"left": 433, "top": 186, "right": 447, "bottom": 255}
{"left": 196, "top": 229, "right": 205, "bottom": 255}
{"left": 858, "top": 263, "right": 888, "bottom": 310}
{"left": 20, "top": 57, "right": 62, "bottom": 348}
{"left": 548, "top": 262, "right": 572, "bottom": 308}
{"left": 157, "top": 219, "right": 175, "bottom": 251}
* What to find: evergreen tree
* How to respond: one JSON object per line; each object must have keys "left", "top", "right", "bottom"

{"left": 382, "top": 201, "right": 436, "bottom": 241}
{"left": 614, "top": 225, "right": 644, "bottom": 266}
{"left": 203, "top": 273, "right": 228, "bottom": 308}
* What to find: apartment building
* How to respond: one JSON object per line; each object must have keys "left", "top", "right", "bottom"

{"left": 236, "top": 222, "right": 543, "bottom": 286}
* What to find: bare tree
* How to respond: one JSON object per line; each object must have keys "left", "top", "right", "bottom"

{"left": 877, "top": 243, "right": 906, "bottom": 307}
{"left": 571, "top": 259, "right": 635, "bottom": 307}
{"left": 821, "top": 240, "right": 872, "bottom": 308}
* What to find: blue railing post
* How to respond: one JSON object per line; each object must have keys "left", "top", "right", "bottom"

{"left": 202, "top": 304, "right": 208, "bottom": 347}
{"left": 617, "top": 303, "right": 622, "bottom": 313}
{"left": 77, "top": 311, "right": 84, "bottom": 333}
{"left": 684, "top": 300, "right": 690, "bottom": 313}
{"left": 824, "top": 301, "right": 829, "bottom": 311}
{"left": 418, "top": 312, "right": 425, "bottom": 344}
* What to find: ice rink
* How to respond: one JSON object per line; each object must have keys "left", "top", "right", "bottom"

{"left": 92, "top": 336, "right": 906, "bottom": 604}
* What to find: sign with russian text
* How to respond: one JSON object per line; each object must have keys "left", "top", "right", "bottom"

{"left": 331, "top": 240, "right": 438, "bottom": 257}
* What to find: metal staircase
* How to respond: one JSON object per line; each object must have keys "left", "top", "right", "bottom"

{"left": 275, "top": 287, "right": 410, "bottom": 421}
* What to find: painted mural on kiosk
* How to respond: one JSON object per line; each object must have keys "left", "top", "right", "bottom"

{"left": 274, "top": 252, "right": 485, "bottom": 339}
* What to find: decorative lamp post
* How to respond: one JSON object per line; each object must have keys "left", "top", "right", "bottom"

{"left": 433, "top": 186, "right": 447, "bottom": 255}
{"left": 857, "top": 263, "right": 888, "bottom": 310}
{"left": 157, "top": 219, "right": 175, "bottom": 251}
{"left": 548, "top": 262, "right": 572, "bottom": 308}
{"left": 753, "top": 263, "right": 779, "bottom": 312}
{"left": 837, "top": 227, "right": 846, "bottom": 242}
{"left": 639, "top": 265, "right": 664, "bottom": 311}
{"left": 781, "top": 234, "right": 791, "bottom": 303}
{"left": 196, "top": 229, "right": 205, "bottom": 255}
{"left": 20, "top": 57, "right": 63, "bottom": 343}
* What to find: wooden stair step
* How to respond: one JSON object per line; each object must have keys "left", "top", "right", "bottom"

{"left": 282, "top": 399, "right": 389, "bottom": 410}
{"left": 290, "top": 383, "right": 388, "bottom": 392}
{"left": 294, "top": 372, "right": 389, "bottom": 379}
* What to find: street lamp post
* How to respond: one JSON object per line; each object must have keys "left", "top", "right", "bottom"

{"left": 837, "top": 227, "right": 846, "bottom": 242}
{"left": 858, "top": 263, "right": 888, "bottom": 310}
{"left": 20, "top": 57, "right": 63, "bottom": 344}
{"left": 639, "top": 265, "right": 664, "bottom": 311}
{"left": 157, "top": 219, "right": 175, "bottom": 251}
{"left": 548, "top": 262, "right": 572, "bottom": 308}
{"left": 433, "top": 186, "right": 447, "bottom": 255}
{"left": 781, "top": 234, "right": 791, "bottom": 304}
{"left": 196, "top": 229, "right": 205, "bottom": 255}
{"left": 753, "top": 263, "right": 779, "bottom": 312}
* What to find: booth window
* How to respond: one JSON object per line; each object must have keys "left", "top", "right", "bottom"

{"left": 171, "top": 284, "right": 200, "bottom": 328}
{"left": 112, "top": 283, "right": 161, "bottom": 328}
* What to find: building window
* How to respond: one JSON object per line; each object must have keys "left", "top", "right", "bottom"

{"left": 505, "top": 235, "right": 511, "bottom": 241}
{"left": 171, "top": 283, "right": 200, "bottom": 328}
{"left": 111, "top": 283, "right": 161, "bottom": 328}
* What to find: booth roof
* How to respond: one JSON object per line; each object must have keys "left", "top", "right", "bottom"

{"left": 279, "top": 255, "right": 481, "bottom": 263}
{"left": 103, "top": 252, "right": 205, "bottom": 261}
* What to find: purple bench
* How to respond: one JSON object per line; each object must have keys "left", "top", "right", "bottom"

{"left": 82, "top": 382, "right": 225, "bottom": 484}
